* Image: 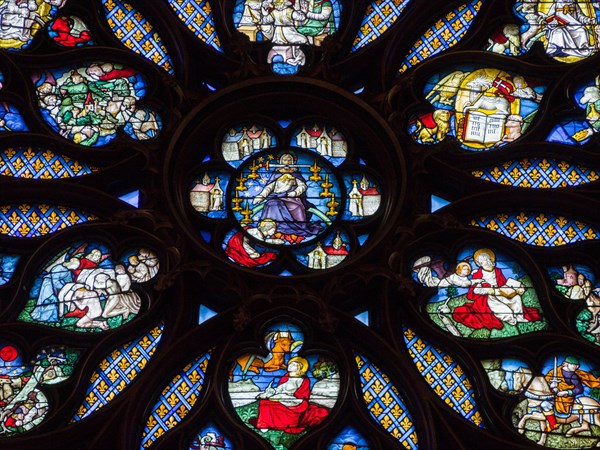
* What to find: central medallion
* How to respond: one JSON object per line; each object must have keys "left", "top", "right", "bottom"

{"left": 231, "top": 149, "right": 341, "bottom": 246}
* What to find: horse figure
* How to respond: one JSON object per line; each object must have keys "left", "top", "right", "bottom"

{"left": 513, "top": 371, "right": 600, "bottom": 446}
{"left": 230, "top": 331, "right": 298, "bottom": 381}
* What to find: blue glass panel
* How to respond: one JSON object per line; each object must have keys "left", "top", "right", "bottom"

{"left": 0, "top": 147, "right": 98, "bottom": 179}
{"left": 73, "top": 324, "right": 164, "bottom": 421}
{"left": 272, "top": 61, "right": 300, "bottom": 75}
{"left": 328, "top": 425, "right": 369, "bottom": 449}
{"left": 471, "top": 158, "right": 599, "bottom": 188}
{"left": 354, "top": 310, "right": 369, "bottom": 326}
{"left": 547, "top": 119, "right": 593, "bottom": 145}
{"left": 198, "top": 304, "right": 217, "bottom": 324}
{"left": 119, "top": 190, "right": 140, "bottom": 207}
{"left": 168, "top": 0, "right": 222, "bottom": 52}
{"left": 189, "top": 423, "right": 233, "bottom": 449}
{"left": 140, "top": 351, "right": 212, "bottom": 448}
{"left": 48, "top": 16, "right": 94, "bottom": 47}
{"left": 352, "top": 0, "right": 412, "bottom": 51}
{"left": 0, "top": 103, "right": 28, "bottom": 132}
{"left": 403, "top": 327, "right": 484, "bottom": 427}
{"left": 0, "top": 254, "right": 20, "bottom": 285}
{"left": 431, "top": 195, "right": 450, "bottom": 212}
{"left": 399, "top": 1, "right": 483, "bottom": 73}
{"left": 355, "top": 352, "right": 418, "bottom": 448}
{"left": 0, "top": 204, "right": 97, "bottom": 238}
{"left": 469, "top": 213, "right": 599, "bottom": 246}
{"left": 203, "top": 82, "right": 218, "bottom": 92}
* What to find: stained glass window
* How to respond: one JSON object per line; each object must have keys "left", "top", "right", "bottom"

{"left": 1, "top": 1, "right": 599, "bottom": 449}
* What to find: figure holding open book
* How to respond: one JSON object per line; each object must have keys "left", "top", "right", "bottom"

{"left": 452, "top": 248, "right": 542, "bottom": 329}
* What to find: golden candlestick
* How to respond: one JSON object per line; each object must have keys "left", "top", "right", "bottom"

{"left": 247, "top": 159, "right": 260, "bottom": 179}
{"left": 231, "top": 191, "right": 243, "bottom": 212}
{"left": 235, "top": 175, "right": 248, "bottom": 192}
{"left": 240, "top": 201, "right": 253, "bottom": 225}
{"left": 309, "top": 160, "right": 322, "bottom": 182}
{"left": 320, "top": 174, "right": 333, "bottom": 197}
{"left": 326, "top": 196, "right": 339, "bottom": 216}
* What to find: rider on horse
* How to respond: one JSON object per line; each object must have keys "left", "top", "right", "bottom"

{"left": 542, "top": 356, "right": 600, "bottom": 432}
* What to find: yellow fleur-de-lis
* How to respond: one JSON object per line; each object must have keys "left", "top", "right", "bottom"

{"left": 380, "top": 414, "right": 393, "bottom": 429}
{"left": 400, "top": 416, "right": 413, "bottom": 430}
{"left": 371, "top": 402, "right": 384, "bottom": 416}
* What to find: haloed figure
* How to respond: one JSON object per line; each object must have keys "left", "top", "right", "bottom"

{"left": 254, "top": 357, "right": 329, "bottom": 433}
{"left": 252, "top": 153, "right": 321, "bottom": 240}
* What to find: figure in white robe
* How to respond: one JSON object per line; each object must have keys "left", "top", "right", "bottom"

{"left": 0, "top": 0, "right": 39, "bottom": 42}
{"left": 543, "top": 0, "right": 599, "bottom": 58}
{"left": 413, "top": 257, "right": 473, "bottom": 288}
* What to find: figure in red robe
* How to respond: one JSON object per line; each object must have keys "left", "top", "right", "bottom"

{"left": 253, "top": 357, "right": 329, "bottom": 434}
{"left": 225, "top": 221, "right": 282, "bottom": 267}
{"left": 49, "top": 17, "right": 92, "bottom": 47}
{"left": 452, "top": 248, "right": 542, "bottom": 330}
